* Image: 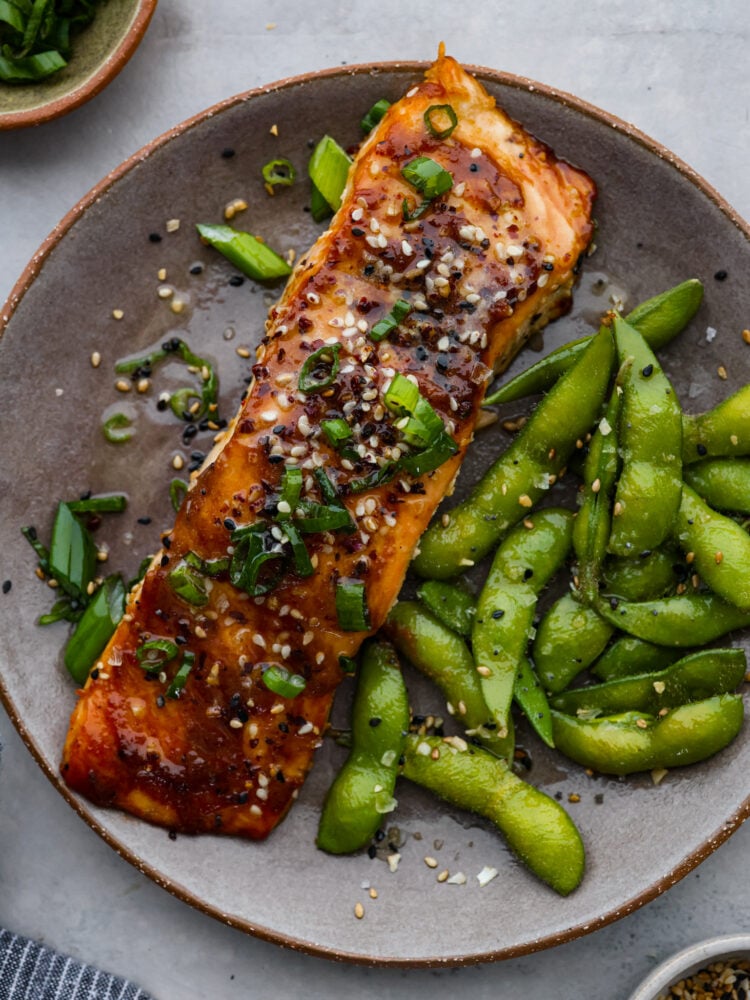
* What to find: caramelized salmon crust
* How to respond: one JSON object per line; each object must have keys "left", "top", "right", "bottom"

{"left": 61, "top": 52, "right": 595, "bottom": 837}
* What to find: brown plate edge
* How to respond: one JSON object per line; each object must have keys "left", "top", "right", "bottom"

{"left": 2, "top": 59, "right": 750, "bottom": 967}
{"left": 0, "top": 0, "right": 158, "bottom": 131}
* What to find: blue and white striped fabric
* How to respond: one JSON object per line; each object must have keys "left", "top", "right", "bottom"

{"left": 0, "top": 931, "right": 152, "bottom": 1000}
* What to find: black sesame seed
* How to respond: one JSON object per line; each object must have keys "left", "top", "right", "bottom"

{"left": 182, "top": 425, "right": 198, "bottom": 442}
{"left": 697, "top": 443, "right": 708, "bottom": 456}
{"left": 190, "top": 451, "right": 206, "bottom": 462}
{"left": 594, "top": 793, "right": 604, "bottom": 805}
{"left": 175, "top": 635, "right": 188, "bottom": 645}
{"left": 369, "top": 717, "right": 382, "bottom": 727}
{"left": 268, "top": 454, "right": 284, "bottom": 464}
{"left": 237, "top": 791, "right": 249, "bottom": 804}
{"left": 221, "top": 147, "right": 235, "bottom": 159}
{"left": 469, "top": 163, "right": 479, "bottom": 172}
{"left": 189, "top": 263, "right": 203, "bottom": 275}
{"left": 156, "top": 695, "right": 165, "bottom": 708}
{"left": 229, "top": 275, "right": 245, "bottom": 287}
{"left": 90, "top": 668, "right": 100, "bottom": 680}
{"left": 160, "top": 555, "right": 169, "bottom": 567}
{"left": 542, "top": 261, "right": 554, "bottom": 271}
{"left": 224, "top": 518, "right": 236, "bottom": 531}
{"left": 351, "top": 227, "right": 365, "bottom": 237}
{"left": 641, "top": 364, "right": 654, "bottom": 378}
{"left": 137, "top": 516, "right": 152, "bottom": 525}
{"left": 523, "top": 568, "right": 534, "bottom": 580}
{"left": 148, "top": 233, "right": 162, "bottom": 243}
{"left": 157, "top": 398, "right": 168, "bottom": 412}
{"left": 367, "top": 845, "right": 377, "bottom": 859}
{"left": 491, "top": 609, "right": 505, "bottom": 620}
{"left": 714, "top": 269, "right": 728, "bottom": 281}
{"left": 2, "top": 580, "right": 10, "bottom": 594}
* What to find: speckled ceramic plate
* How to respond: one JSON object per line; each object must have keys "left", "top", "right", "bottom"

{"left": 1, "top": 63, "right": 750, "bottom": 967}
{"left": 0, "top": 0, "right": 157, "bottom": 130}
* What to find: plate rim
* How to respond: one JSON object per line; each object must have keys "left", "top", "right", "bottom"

{"left": 2, "top": 59, "right": 750, "bottom": 967}
{"left": 0, "top": 0, "right": 158, "bottom": 131}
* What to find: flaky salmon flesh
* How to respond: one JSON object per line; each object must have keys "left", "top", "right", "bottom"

{"left": 61, "top": 52, "right": 595, "bottom": 837}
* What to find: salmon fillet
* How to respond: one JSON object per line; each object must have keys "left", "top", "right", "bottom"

{"left": 61, "top": 51, "right": 595, "bottom": 837}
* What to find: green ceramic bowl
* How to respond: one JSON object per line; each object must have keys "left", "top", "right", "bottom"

{"left": 0, "top": 0, "right": 157, "bottom": 130}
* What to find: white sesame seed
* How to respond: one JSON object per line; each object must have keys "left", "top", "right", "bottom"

{"left": 166, "top": 218, "right": 180, "bottom": 232}
{"left": 506, "top": 244, "right": 523, "bottom": 257}
{"left": 252, "top": 633, "right": 266, "bottom": 648}
{"left": 351, "top": 208, "right": 364, "bottom": 222}
{"left": 470, "top": 147, "right": 482, "bottom": 158}
{"left": 366, "top": 235, "right": 381, "bottom": 249}
{"left": 229, "top": 718, "right": 243, "bottom": 729}
{"left": 315, "top": 651, "right": 325, "bottom": 665}
{"left": 453, "top": 181, "right": 466, "bottom": 196}
{"left": 401, "top": 240, "right": 414, "bottom": 256}
{"left": 538, "top": 272, "right": 549, "bottom": 288}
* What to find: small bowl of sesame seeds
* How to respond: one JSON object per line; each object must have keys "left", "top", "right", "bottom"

{"left": 629, "top": 935, "right": 750, "bottom": 1000}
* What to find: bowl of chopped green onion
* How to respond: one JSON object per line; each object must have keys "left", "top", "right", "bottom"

{"left": 0, "top": 0, "right": 158, "bottom": 130}
{"left": 628, "top": 935, "right": 750, "bottom": 1000}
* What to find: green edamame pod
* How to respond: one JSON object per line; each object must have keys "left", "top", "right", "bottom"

{"left": 416, "top": 580, "right": 475, "bottom": 637}
{"left": 591, "top": 636, "right": 682, "bottom": 681}
{"left": 483, "top": 279, "right": 703, "bottom": 406}
{"left": 384, "top": 601, "right": 514, "bottom": 758}
{"left": 682, "top": 386, "right": 750, "bottom": 464}
{"left": 534, "top": 550, "right": 678, "bottom": 693}
{"left": 317, "top": 641, "right": 408, "bottom": 854}
{"left": 684, "top": 458, "right": 750, "bottom": 514}
{"left": 473, "top": 508, "right": 573, "bottom": 736}
{"left": 414, "top": 327, "right": 614, "bottom": 580}
{"left": 608, "top": 315, "right": 682, "bottom": 557}
{"left": 595, "top": 592, "right": 750, "bottom": 646}
{"left": 514, "top": 658, "right": 555, "bottom": 748}
{"left": 573, "top": 389, "right": 622, "bottom": 602}
{"left": 551, "top": 648, "right": 746, "bottom": 716}
{"left": 677, "top": 485, "right": 750, "bottom": 611}
{"left": 552, "top": 694, "right": 744, "bottom": 775}
{"left": 534, "top": 592, "right": 614, "bottom": 694}
{"left": 401, "top": 734, "right": 585, "bottom": 895}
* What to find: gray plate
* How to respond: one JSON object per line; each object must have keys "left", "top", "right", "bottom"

{"left": 1, "top": 63, "right": 749, "bottom": 967}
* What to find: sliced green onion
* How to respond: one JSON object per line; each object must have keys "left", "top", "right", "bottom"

{"left": 169, "top": 387, "right": 202, "bottom": 420}
{"left": 283, "top": 522, "right": 314, "bottom": 577}
{"left": 67, "top": 494, "right": 127, "bottom": 514}
{"left": 299, "top": 343, "right": 341, "bottom": 394}
{"left": 196, "top": 223, "right": 292, "bottom": 281}
{"left": 170, "top": 478, "right": 188, "bottom": 512}
{"left": 102, "top": 412, "right": 134, "bottom": 444}
{"left": 310, "top": 182, "right": 331, "bottom": 223}
{"left": 262, "top": 157, "right": 296, "bottom": 189}
{"left": 348, "top": 463, "right": 396, "bottom": 494}
{"left": 321, "top": 418, "right": 353, "bottom": 448}
{"left": 385, "top": 373, "right": 446, "bottom": 447}
{"left": 398, "top": 431, "right": 458, "bottom": 475}
{"left": 229, "top": 524, "right": 285, "bottom": 596}
{"left": 361, "top": 98, "right": 391, "bottom": 133}
{"left": 168, "top": 562, "right": 209, "bottom": 606}
{"left": 424, "top": 104, "right": 458, "bottom": 139}
{"left": 166, "top": 650, "right": 195, "bottom": 699}
{"left": 262, "top": 663, "right": 307, "bottom": 698}
{"left": 184, "top": 550, "right": 229, "bottom": 576}
{"left": 370, "top": 299, "right": 411, "bottom": 343}
{"left": 137, "top": 638, "right": 179, "bottom": 672}
{"left": 384, "top": 371, "right": 421, "bottom": 415}
{"left": 278, "top": 467, "right": 302, "bottom": 517}
{"left": 116, "top": 339, "right": 219, "bottom": 423}
{"left": 49, "top": 502, "right": 96, "bottom": 599}
{"left": 339, "top": 654, "right": 358, "bottom": 674}
{"left": 0, "top": 49, "right": 66, "bottom": 81}
{"left": 401, "top": 198, "right": 431, "bottom": 222}
{"left": 308, "top": 135, "right": 352, "bottom": 213}
{"left": 335, "top": 578, "right": 370, "bottom": 631}
{"left": 38, "top": 597, "right": 84, "bottom": 627}
{"left": 401, "top": 156, "right": 453, "bottom": 200}
{"left": 313, "top": 467, "right": 338, "bottom": 505}
{"left": 63, "top": 575, "right": 126, "bottom": 685}
{"left": 0, "top": 2, "right": 25, "bottom": 32}
{"left": 295, "top": 501, "right": 353, "bottom": 534}
{"left": 21, "top": 525, "right": 50, "bottom": 573}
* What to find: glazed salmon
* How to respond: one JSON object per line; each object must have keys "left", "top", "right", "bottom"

{"left": 61, "top": 51, "right": 595, "bottom": 837}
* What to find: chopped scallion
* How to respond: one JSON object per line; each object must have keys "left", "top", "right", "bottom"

{"left": 401, "top": 156, "right": 454, "bottom": 200}
{"left": 262, "top": 663, "right": 307, "bottom": 698}
{"left": 49, "top": 502, "right": 96, "bottom": 599}
{"left": 262, "top": 157, "right": 296, "bottom": 189}
{"left": 63, "top": 575, "right": 125, "bottom": 685}
{"left": 184, "top": 550, "right": 229, "bottom": 576}
{"left": 310, "top": 182, "right": 331, "bottom": 223}
{"left": 169, "top": 478, "right": 188, "bottom": 512}
{"left": 166, "top": 650, "right": 195, "bottom": 699}
{"left": 308, "top": 135, "right": 352, "bottom": 213}
{"left": 168, "top": 562, "right": 209, "bottom": 606}
{"left": 298, "top": 343, "right": 341, "bottom": 394}
{"left": 335, "top": 578, "right": 370, "bottom": 632}
{"left": 278, "top": 467, "right": 302, "bottom": 517}
{"left": 370, "top": 298, "right": 410, "bottom": 343}
{"left": 229, "top": 523, "right": 285, "bottom": 596}
{"left": 361, "top": 98, "right": 391, "bottom": 133}
{"left": 137, "top": 638, "right": 179, "bottom": 672}
{"left": 196, "top": 223, "right": 292, "bottom": 281}
{"left": 102, "top": 412, "right": 134, "bottom": 444}
{"left": 424, "top": 104, "right": 458, "bottom": 139}
{"left": 67, "top": 495, "right": 127, "bottom": 514}
{"left": 321, "top": 418, "right": 353, "bottom": 448}
{"left": 283, "top": 522, "right": 313, "bottom": 577}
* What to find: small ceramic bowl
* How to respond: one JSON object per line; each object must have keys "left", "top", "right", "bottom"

{"left": 628, "top": 935, "right": 750, "bottom": 999}
{"left": 0, "top": 0, "right": 157, "bottom": 130}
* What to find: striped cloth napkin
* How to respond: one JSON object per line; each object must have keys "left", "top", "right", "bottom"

{"left": 0, "top": 929, "right": 153, "bottom": 1000}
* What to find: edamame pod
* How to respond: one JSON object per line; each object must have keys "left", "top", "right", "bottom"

{"left": 534, "top": 550, "right": 678, "bottom": 692}
{"left": 682, "top": 386, "right": 750, "bottom": 464}
{"left": 595, "top": 592, "right": 750, "bottom": 646}
{"left": 317, "top": 640, "right": 408, "bottom": 854}
{"left": 384, "top": 601, "right": 514, "bottom": 758}
{"left": 473, "top": 508, "right": 573, "bottom": 735}
{"left": 401, "top": 734, "right": 585, "bottom": 895}
{"left": 416, "top": 580, "right": 475, "bottom": 637}
{"left": 414, "top": 327, "right": 614, "bottom": 579}
{"left": 676, "top": 485, "right": 750, "bottom": 611}
{"left": 608, "top": 315, "right": 682, "bottom": 556}
{"left": 591, "top": 637, "right": 682, "bottom": 681}
{"left": 552, "top": 694, "right": 744, "bottom": 775}
{"left": 483, "top": 279, "right": 703, "bottom": 406}
{"left": 551, "top": 648, "right": 746, "bottom": 716}
{"left": 514, "top": 657, "right": 555, "bottom": 748}
{"left": 684, "top": 458, "right": 750, "bottom": 514}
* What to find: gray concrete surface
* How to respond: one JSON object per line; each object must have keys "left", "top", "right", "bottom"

{"left": 2, "top": 2, "right": 749, "bottom": 997}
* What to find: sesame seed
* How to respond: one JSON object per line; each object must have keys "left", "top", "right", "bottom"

{"left": 166, "top": 218, "right": 180, "bottom": 232}
{"left": 715, "top": 551, "right": 724, "bottom": 564}
{"left": 158, "top": 285, "right": 173, "bottom": 299}
{"left": 354, "top": 902, "right": 365, "bottom": 919}
{"left": 115, "top": 379, "right": 131, "bottom": 393}
{"left": 112, "top": 308, "right": 124, "bottom": 320}
{"left": 743, "top": 329, "right": 750, "bottom": 345}
{"left": 424, "top": 856, "right": 438, "bottom": 869}
{"left": 90, "top": 351, "right": 101, "bottom": 368}
{"left": 172, "top": 454, "right": 184, "bottom": 470}
{"left": 170, "top": 299, "right": 185, "bottom": 314}
{"left": 229, "top": 718, "right": 243, "bottom": 729}
{"left": 518, "top": 494, "right": 533, "bottom": 508}
{"left": 477, "top": 665, "right": 491, "bottom": 677}
{"left": 717, "top": 364, "right": 728, "bottom": 380}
